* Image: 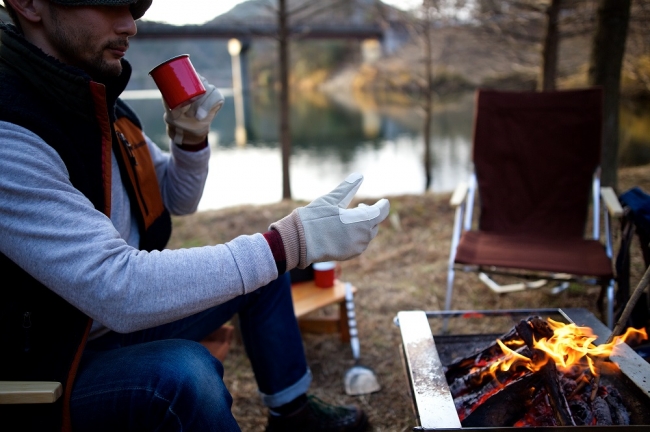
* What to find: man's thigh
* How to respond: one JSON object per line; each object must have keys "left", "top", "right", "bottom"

{"left": 71, "top": 339, "right": 240, "bottom": 431}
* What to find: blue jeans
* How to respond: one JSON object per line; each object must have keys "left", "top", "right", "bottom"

{"left": 70, "top": 273, "right": 311, "bottom": 432}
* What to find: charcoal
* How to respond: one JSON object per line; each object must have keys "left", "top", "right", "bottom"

{"left": 606, "top": 387, "right": 631, "bottom": 425}
{"left": 593, "top": 396, "right": 613, "bottom": 425}
{"left": 568, "top": 398, "right": 594, "bottom": 425}
{"left": 560, "top": 375, "right": 578, "bottom": 396}
{"left": 513, "top": 387, "right": 557, "bottom": 427}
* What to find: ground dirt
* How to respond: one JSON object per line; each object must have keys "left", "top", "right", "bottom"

{"left": 166, "top": 164, "right": 650, "bottom": 432}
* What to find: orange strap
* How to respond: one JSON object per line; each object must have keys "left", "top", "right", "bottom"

{"left": 114, "top": 118, "right": 165, "bottom": 230}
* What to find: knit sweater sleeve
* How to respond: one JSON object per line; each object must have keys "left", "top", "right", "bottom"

{"left": 147, "top": 134, "right": 210, "bottom": 216}
{"left": 0, "top": 121, "right": 278, "bottom": 333}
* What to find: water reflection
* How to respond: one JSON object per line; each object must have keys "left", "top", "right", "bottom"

{"left": 124, "top": 90, "right": 475, "bottom": 211}
{"left": 124, "top": 89, "right": 650, "bottom": 212}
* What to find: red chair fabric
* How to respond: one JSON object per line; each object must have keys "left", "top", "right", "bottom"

{"left": 455, "top": 88, "right": 610, "bottom": 279}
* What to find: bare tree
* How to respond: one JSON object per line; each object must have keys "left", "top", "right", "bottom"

{"left": 385, "top": 0, "right": 468, "bottom": 190}
{"left": 473, "top": 0, "right": 599, "bottom": 90}
{"left": 278, "top": 0, "right": 291, "bottom": 199}
{"left": 422, "top": 1, "right": 434, "bottom": 190}
{"left": 541, "top": 0, "right": 561, "bottom": 90}
{"left": 268, "top": 0, "right": 362, "bottom": 199}
{"left": 588, "top": 0, "right": 632, "bottom": 189}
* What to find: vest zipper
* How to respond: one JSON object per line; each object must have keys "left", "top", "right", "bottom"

{"left": 23, "top": 311, "right": 32, "bottom": 353}
{"left": 116, "top": 131, "right": 149, "bottom": 216}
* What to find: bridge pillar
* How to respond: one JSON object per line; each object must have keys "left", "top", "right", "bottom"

{"left": 361, "top": 38, "right": 382, "bottom": 63}
{"left": 228, "top": 38, "right": 251, "bottom": 146}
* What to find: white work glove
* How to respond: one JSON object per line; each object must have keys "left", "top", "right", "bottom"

{"left": 163, "top": 76, "right": 225, "bottom": 145}
{"left": 270, "top": 173, "right": 390, "bottom": 270}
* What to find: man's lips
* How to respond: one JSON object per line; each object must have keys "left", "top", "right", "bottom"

{"left": 109, "top": 48, "right": 126, "bottom": 57}
{"left": 107, "top": 42, "right": 129, "bottom": 57}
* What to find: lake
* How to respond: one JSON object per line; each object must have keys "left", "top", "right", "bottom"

{"left": 123, "top": 89, "right": 650, "bottom": 212}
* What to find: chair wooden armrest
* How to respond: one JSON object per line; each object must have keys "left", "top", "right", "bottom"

{"left": 601, "top": 186, "right": 624, "bottom": 218}
{"left": 450, "top": 182, "right": 469, "bottom": 207}
{"left": 0, "top": 381, "right": 62, "bottom": 404}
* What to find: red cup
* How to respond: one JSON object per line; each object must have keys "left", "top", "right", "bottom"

{"left": 313, "top": 262, "right": 339, "bottom": 288}
{"left": 149, "top": 54, "right": 206, "bottom": 110}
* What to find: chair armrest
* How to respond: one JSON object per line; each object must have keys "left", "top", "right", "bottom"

{"left": 450, "top": 182, "right": 468, "bottom": 207}
{"left": 0, "top": 381, "right": 62, "bottom": 404}
{"left": 601, "top": 187, "right": 624, "bottom": 218}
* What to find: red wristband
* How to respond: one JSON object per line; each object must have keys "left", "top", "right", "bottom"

{"left": 263, "top": 229, "right": 287, "bottom": 274}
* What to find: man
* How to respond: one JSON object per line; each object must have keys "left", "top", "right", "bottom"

{"left": 0, "top": 1, "right": 390, "bottom": 431}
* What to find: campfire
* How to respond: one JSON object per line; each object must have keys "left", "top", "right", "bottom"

{"left": 444, "top": 316, "right": 648, "bottom": 427}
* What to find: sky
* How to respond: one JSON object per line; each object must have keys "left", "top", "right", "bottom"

{"left": 142, "top": 0, "right": 414, "bottom": 26}
{"left": 142, "top": 0, "right": 244, "bottom": 25}
{"left": 0, "top": 0, "right": 413, "bottom": 26}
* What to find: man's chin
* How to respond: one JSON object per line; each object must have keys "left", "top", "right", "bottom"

{"left": 89, "top": 61, "right": 123, "bottom": 81}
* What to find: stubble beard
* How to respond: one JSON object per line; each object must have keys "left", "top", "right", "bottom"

{"left": 48, "top": 6, "right": 126, "bottom": 80}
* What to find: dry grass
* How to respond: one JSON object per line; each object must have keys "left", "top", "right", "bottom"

{"left": 166, "top": 165, "right": 650, "bottom": 432}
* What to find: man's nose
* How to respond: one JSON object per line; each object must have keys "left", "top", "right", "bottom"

{"left": 115, "top": 6, "right": 137, "bottom": 37}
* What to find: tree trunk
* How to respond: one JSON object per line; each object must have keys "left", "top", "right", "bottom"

{"left": 279, "top": 0, "right": 292, "bottom": 199}
{"left": 541, "top": 0, "right": 561, "bottom": 91}
{"left": 423, "top": 1, "right": 433, "bottom": 190}
{"left": 588, "top": 0, "right": 632, "bottom": 189}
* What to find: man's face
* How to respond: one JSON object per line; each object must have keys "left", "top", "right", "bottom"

{"left": 43, "top": 3, "right": 137, "bottom": 79}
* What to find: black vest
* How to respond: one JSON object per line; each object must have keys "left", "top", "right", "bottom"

{"left": 0, "top": 24, "right": 171, "bottom": 431}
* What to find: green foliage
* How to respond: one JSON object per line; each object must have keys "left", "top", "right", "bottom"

{"left": 248, "top": 39, "right": 358, "bottom": 86}
{"left": 292, "top": 40, "right": 357, "bottom": 80}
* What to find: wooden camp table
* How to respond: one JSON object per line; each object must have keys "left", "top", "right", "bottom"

{"left": 291, "top": 279, "right": 355, "bottom": 342}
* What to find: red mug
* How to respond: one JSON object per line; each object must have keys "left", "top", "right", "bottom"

{"left": 313, "top": 262, "right": 340, "bottom": 288}
{"left": 149, "top": 54, "right": 206, "bottom": 110}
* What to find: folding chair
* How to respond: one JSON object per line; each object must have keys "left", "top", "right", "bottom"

{"left": 446, "top": 88, "right": 623, "bottom": 328}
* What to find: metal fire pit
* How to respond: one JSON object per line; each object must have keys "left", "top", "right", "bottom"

{"left": 396, "top": 308, "right": 650, "bottom": 431}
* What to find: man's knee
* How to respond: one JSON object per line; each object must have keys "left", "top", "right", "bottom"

{"left": 153, "top": 339, "right": 228, "bottom": 397}
{"left": 151, "top": 341, "right": 237, "bottom": 430}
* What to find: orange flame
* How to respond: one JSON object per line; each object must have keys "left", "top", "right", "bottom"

{"left": 533, "top": 319, "right": 648, "bottom": 374}
{"left": 485, "top": 319, "right": 648, "bottom": 380}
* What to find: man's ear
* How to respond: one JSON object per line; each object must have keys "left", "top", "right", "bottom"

{"left": 4, "top": 0, "right": 44, "bottom": 24}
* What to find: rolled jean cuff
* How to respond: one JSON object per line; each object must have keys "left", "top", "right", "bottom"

{"left": 259, "top": 369, "right": 312, "bottom": 408}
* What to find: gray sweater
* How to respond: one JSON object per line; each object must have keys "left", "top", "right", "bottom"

{"left": 0, "top": 120, "right": 278, "bottom": 339}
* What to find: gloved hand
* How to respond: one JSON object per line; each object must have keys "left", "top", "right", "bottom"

{"left": 270, "top": 173, "right": 390, "bottom": 270}
{"left": 163, "top": 75, "right": 225, "bottom": 145}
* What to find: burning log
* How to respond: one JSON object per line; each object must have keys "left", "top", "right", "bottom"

{"left": 459, "top": 372, "right": 541, "bottom": 427}
{"left": 445, "top": 315, "right": 645, "bottom": 427}
{"left": 444, "top": 325, "right": 528, "bottom": 383}
{"left": 448, "top": 346, "right": 532, "bottom": 397}
{"left": 445, "top": 317, "right": 557, "bottom": 425}
{"left": 515, "top": 319, "right": 577, "bottom": 426}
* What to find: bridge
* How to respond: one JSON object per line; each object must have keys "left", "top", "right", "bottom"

{"left": 136, "top": 22, "right": 385, "bottom": 41}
